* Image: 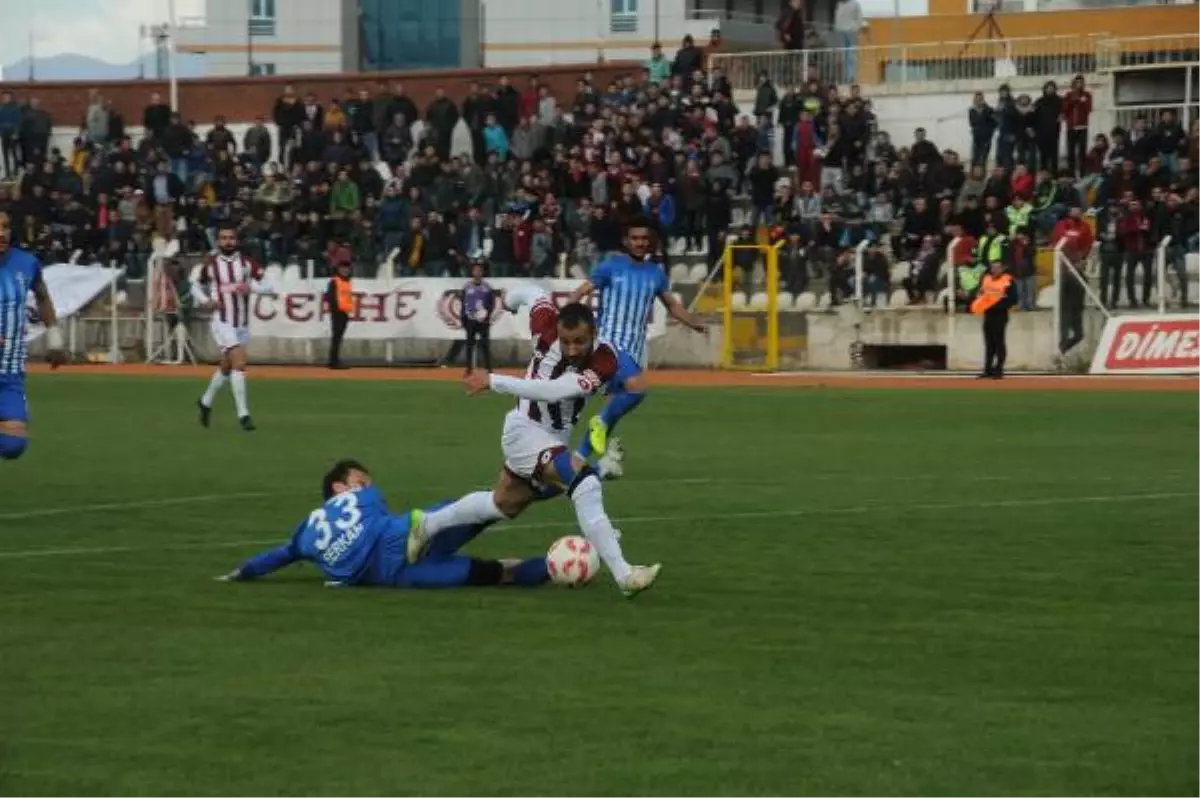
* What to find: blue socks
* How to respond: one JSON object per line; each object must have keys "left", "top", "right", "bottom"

{"left": 602, "top": 390, "right": 645, "bottom": 431}
{"left": 578, "top": 391, "right": 646, "bottom": 459}
{"left": 0, "top": 434, "right": 27, "bottom": 460}
{"left": 511, "top": 557, "right": 550, "bottom": 586}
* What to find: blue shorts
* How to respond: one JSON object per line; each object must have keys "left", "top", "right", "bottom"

{"left": 606, "top": 349, "right": 644, "bottom": 395}
{"left": 368, "top": 501, "right": 492, "bottom": 589}
{"left": 0, "top": 375, "right": 29, "bottom": 423}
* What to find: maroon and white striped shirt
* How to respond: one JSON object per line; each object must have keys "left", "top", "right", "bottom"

{"left": 518, "top": 298, "right": 617, "bottom": 434}
{"left": 192, "top": 251, "right": 264, "bottom": 328}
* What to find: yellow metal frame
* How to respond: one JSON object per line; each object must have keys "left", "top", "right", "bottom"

{"left": 721, "top": 240, "right": 784, "bottom": 371}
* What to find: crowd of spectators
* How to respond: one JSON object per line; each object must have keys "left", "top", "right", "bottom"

{"left": 0, "top": 46, "right": 1196, "bottom": 312}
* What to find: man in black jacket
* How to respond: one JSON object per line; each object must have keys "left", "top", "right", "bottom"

{"left": 346, "top": 88, "right": 377, "bottom": 162}
{"left": 425, "top": 89, "right": 460, "bottom": 161}
{"left": 1033, "top": 81, "right": 1063, "bottom": 175}
{"left": 273, "top": 85, "right": 305, "bottom": 163}
{"left": 1095, "top": 197, "right": 1125, "bottom": 308}
{"left": 995, "top": 84, "right": 1019, "bottom": 170}
{"left": 777, "top": 87, "right": 803, "bottom": 167}
{"left": 17, "top": 97, "right": 51, "bottom": 165}
{"left": 461, "top": 83, "right": 493, "bottom": 166}
{"left": 143, "top": 92, "right": 171, "bottom": 139}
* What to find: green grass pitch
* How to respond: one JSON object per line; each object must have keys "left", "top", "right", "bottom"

{"left": 0, "top": 374, "right": 1196, "bottom": 796}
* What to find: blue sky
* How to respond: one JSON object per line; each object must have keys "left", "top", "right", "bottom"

{"left": 2, "top": 0, "right": 204, "bottom": 65}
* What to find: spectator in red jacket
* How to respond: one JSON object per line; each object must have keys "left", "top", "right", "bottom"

{"left": 513, "top": 213, "right": 533, "bottom": 271}
{"left": 1052, "top": 207, "right": 1094, "bottom": 262}
{"left": 794, "top": 109, "right": 820, "bottom": 189}
{"left": 519, "top": 77, "right": 540, "bottom": 125}
{"left": 1010, "top": 164, "right": 1034, "bottom": 200}
{"left": 1062, "top": 75, "right": 1093, "bottom": 178}
{"left": 1084, "top": 133, "right": 1109, "bottom": 176}
{"left": 1052, "top": 207, "right": 1094, "bottom": 351}
{"left": 1117, "top": 197, "right": 1152, "bottom": 307}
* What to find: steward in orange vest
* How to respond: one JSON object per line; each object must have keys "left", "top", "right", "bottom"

{"left": 324, "top": 258, "right": 354, "bottom": 370}
{"left": 971, "top": 260, "right": 1017, "bottom": 379}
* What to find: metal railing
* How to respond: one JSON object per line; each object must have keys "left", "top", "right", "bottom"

{"left": 1096, "top": 33, "right": 1200, "bottom": 70}
{"left": 1111, "top": 101, "right": 1198, "bottom": 130}
{"left": 711, "top": 33, "right": 1109, "bottom": 90}
{"left": 981, "top": 0, "right": 1190, "bottom": 10}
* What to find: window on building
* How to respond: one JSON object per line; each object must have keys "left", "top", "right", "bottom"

{"left": 359, "top": 0, "right": 463, "bottom": 71}
{"left": 249, "top": 62, "right": 276, "bottom": 76}
{"left": 249, "top": 0, "right": 276, "bottom": 35}
{"left": 610, "top": 0, "right": 638, "bottom": 33}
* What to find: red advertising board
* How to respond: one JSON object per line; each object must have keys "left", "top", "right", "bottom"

{"left": 1089, "top": 314, "right": 1200, "bottom": 374}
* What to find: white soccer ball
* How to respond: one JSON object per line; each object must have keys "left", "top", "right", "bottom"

{"left": 546, "top": 535, "right": 600, "bottom": 587}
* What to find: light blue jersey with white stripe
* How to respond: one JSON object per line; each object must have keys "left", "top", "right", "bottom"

{"left": 0, "top": 248, "right": 42, "bottom": 376}
{"left": 590, "top": 253, "right": 669, "bottom": 366}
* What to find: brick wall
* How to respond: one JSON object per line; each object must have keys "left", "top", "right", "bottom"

{"left": 1, "top": 63, "right": 636, "bottom": 127}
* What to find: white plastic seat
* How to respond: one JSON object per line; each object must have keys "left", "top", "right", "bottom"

{"left": 669, "top": 263, "right": 691, "bottom": 284}
{"left": 795, "top": 291, "right": 817, "bottom": 311}
{"left": 817, "top": 292, "right": 833, "bottom": 310}
{"left": 890, "top": 262, "right": 909, "bottom": 284}
{"left": 1186, "top": 253, "right": 1199, "bottom": 279}
{"left": 747, "top": 291, "right": 769, "bottom": 309}
{"left": 731, "top": 291, "right": 748, "bottom": 309}
{"left": 689, "top": 263, "right": 709, "bottom": 283}
{"left": 1037, "top": 285, "right": 1057, "bottom": 309}
{"left": 777, "top": 291, "right": 795, "bottom": 310}
{"left": 888, "top": 289, "right": 910, "bottom": 308}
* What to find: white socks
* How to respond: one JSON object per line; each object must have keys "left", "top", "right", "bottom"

{"left": 570, "top": 474, "right": 632, "bottom": 582}
{"left": 230, "top": 370, "right": 250, "bottom": 418}
{"left": 200, "top": 370, "right": 228, "bottom": 407}
{"left": 425, "top": 491, "right": 508, "bottom": 539}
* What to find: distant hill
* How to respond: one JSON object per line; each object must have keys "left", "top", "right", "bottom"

{"left": 1, "top": 52, "right": 207, "bottom": 82}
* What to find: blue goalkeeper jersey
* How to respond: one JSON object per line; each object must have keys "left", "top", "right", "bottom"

{"left": 239, "top": 485, "right": 409, "bottom": 584}
{"left": 590, "top": 252, "right": 669, "bottom": 366}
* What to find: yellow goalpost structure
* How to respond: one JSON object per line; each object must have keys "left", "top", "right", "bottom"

{"left": 720, "top": 239, "right": 785, "bottom": 372}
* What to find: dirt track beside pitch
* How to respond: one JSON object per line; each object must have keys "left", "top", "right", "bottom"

{"left": 24, "top": 364, "right": 1198, "bottom": 392}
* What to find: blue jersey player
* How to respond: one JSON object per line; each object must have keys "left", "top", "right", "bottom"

{"left": 569, "top": 219, "right": 706, "bottom": 458}
{"left": 216, "top": 459, "right": 550, "bottom": 589}
{"left": 0, "top": 211, "right": 67, "bottom": 461}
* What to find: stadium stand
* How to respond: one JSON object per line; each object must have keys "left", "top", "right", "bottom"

{"left": 0, "top": 34, "right": 1196, "bottom": 324}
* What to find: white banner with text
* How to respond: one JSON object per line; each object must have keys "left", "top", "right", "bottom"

{"left": 1088, "top": 314, "right": 1200, "bottom": 375}
{"left": 246, "top": 278, "right": 668, "bottom": 341}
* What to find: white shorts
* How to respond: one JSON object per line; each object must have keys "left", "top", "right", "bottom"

{"left": 211, "top": 321, "right": 250, "bottom": 352}
{"left": 501, "top": 411, "right": 570, "bottom": 482}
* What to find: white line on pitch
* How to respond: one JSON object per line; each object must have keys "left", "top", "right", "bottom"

{"left": 0, "top": 491, "right": 1191, "bottom": 561}
{"left": 1, "top": 471, "right": 1191, "bottom": 523}
{"left": 0, "top": 491, "right": 281, "bottom": 521}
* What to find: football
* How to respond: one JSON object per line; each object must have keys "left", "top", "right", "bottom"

{"left": 546, "top": 536, "right": 600, "bottom": 587}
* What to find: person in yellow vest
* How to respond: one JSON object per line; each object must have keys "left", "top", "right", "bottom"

{"left": 971, "top": 259, "right": 1018, "bottom": 379}
{"left": 323, "top": 255, "right": 354, "bottom": 370}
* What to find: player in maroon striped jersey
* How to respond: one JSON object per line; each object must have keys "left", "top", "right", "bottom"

{"left": 189, "top": 227, "right": 274, "bottom": 431}
{"left": 405, "top": 285, "right": 661, "bottom": 598}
